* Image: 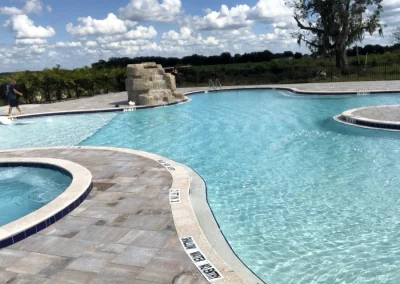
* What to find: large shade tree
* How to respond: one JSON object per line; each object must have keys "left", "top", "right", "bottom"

{"left": 291, "top": 0, "right": 384, "bottom": 69}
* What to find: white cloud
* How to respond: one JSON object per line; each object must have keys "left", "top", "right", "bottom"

{"left": 85, "top": 41, "right": 98, "bottom": 47}
{"left": 55, "top": 42, "right": 82, "bottom": 48}
{"left": 273, "top": 22, "right": 289, "bottom": 29}
{"left": 24, "top": 0, "right": 42, "bottom": 14}
{"left": 16, "top": 38, "right": 48, "bottom": 45}
{"left": 66, "top": 13, "right": 131, "bottom": 37}
{"left": 0, "top": 0, "right": 42, "bottom": 15}
{"left": 119, "top": 0, "right": 181, "bottom": 22}
{"left": 161, "top": 27, "right": 222, "bottom": 47}
{"left": 5, "top": 15, "right": 56, "bottom": 38}
{"left": 247, "top": 0, "right": 293, "bottom": 23}
{"left": 48, "top": 51, "right": 58, "bottom": 57}
{"left": 96, "top": 25, "right": 157, "bottom": 43}
{"left": 198, "top": 26, "right": 301, "bottom": 56}
{"left": 124, "top": 20, "right": 136, "bottom": 29}
{"left": 46, "top": 5, "right": 52, "bottom": 13}
{"left": 125, "top": 25, "right": 157, "bottom": 39}
{"left": 380, "top": 0, "right": 400, "bottom": 29}
{"left": 0, "top": 6, "right": 23, "bottom": 15}
{"left": 98, "top": 41, "right": 163, "bottom": 57}
{"left": 189, "top": 5, "right": 253, "bottom": 31}
{"left": 30, "top": 45, "right": 46, "bottom": 54}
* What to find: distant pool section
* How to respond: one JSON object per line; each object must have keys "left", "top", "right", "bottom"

{"left": 0, "top": 165, "right": 72, "bottom": 226}
{"left": 0, "top": 158, "right": 92, "bottom": 248}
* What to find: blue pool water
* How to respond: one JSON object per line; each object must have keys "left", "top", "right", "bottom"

{"left": 0, "top": 166, "right": 72, "bottom": 226}
{"left": 0, "top": 113, "right": 116, "bottom": 150}
{"left": 3, "top": 89, "right": 400, "bottom": 283}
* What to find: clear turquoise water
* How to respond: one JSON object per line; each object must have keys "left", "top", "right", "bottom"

{"left": 0, "top": 113, "right": 117, "bottom": 149}
{"left": 0, "top": 167, "right": 72, "bottom": 226}
{"left": 3, "top": 90, "right": 400, "bottom": 283}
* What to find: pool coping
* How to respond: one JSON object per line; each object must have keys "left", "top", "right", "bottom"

{"left": 0, "top": 157, "right": 92, "bottom": 248}
{"left": 6, "top": 97, "right": 189, "bottom": 120}
{"left": 185, "top": 86, "right": 400, "bottom": 96}
{"left": 7, "top": 86, "right": 400, "bottom": 121}
{"left": 334, "top": 105, "right": 400, "bottom": 131}
{"left": 184, "top": 164, "right": 264, "bottom": 284}
{"left": 0, "top": 146, "right": 246, "bottom": 283}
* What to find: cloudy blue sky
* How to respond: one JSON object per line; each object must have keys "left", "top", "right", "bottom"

{"left": 0, "top": 0, "right": 397, "bottom": 72}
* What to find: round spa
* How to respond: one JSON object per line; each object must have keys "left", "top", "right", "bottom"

{"left": 0, "top": 165, "right": 72, "bottom": 227}
{"left": 0, "top": 158, "right": 92, "bottom": 248}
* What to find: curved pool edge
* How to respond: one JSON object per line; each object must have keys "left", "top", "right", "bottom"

{"left": 334, "top": 105, "right": 400, "bottom": 132}
{"left": 183, "top": 164, "right": 265, "bottom": 284}
{"left": 0, "top": 157, "right": 92, "bottom": 248}
{"left": 83, "top": 147, "right": 245, "bottom": 283}
{"left": 8, "top": 85, "right": 400, "bottom": 121}
{"left": 0, "top": 146, "right": 245, "bottom": 283}
{"left": 9, "top": 97, "right": 189, "bottom": 120}
{"left": 183, "top": 86, "right": 400, "bottom": 96}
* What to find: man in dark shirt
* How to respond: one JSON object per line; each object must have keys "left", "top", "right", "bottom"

{"left": 171, "top": 68, "right": 181, "bottom": 87}
{"left": 6, "top": 79, "right": 23, "bottom": 117}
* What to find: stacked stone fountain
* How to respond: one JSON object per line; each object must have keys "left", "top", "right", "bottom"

{"left": 125, "top": 62, "right": 185, "bottom": 106}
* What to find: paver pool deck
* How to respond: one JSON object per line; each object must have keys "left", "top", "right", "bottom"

{"left": 2, "top": 80, "right": 400, "bottom": 118}
{"left": 348, "top": 106, "right": 400, "bottom": 122}
{"left": 2, "top": 81, "right": 400, "bottom": 283}
{"left": 0, "top": 148, "right": 207, "bottom": 284}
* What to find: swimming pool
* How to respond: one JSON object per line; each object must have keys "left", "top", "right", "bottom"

{"left": 0, "top": 166, "right": 72, "bottom": 226}
{"left": 3, "top": 89, "right": 400, "bottom": 283}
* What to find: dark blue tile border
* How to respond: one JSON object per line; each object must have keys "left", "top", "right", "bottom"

{"left": 0, "top": 162, "right": 93, "bottom": 249}
{"left": 338, "top": 115, "right": 400, "bottom": 130}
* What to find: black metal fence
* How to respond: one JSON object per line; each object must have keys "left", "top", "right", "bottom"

{"left": 178, "top": 62, "right": 400, "bottom": 87}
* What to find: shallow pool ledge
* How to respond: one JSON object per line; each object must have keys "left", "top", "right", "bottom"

{"left": 334, "top": 105, "right": 400, "bottom": 131}
{"left": 0, "top": 158, "right": 92, "bottom": 248}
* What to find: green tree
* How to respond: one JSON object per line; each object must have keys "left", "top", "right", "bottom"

{"left": 40, "top": 68, "right": 56, "bottom": 102}
{"left": 15, "top": 71, "right": 42, "bottom": 103}
{"left": 114, "top": 67, "right": 126, "bottom": 92}
{"left": 292, "top": 0, "right": 384, "bottom": 70}
{"left": 82, "top": 66, "right": 97, "bottom": 96}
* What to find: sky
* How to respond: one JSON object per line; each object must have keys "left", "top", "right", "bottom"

{"left": 0, "top": 0, "right": 398, "bottom": 72}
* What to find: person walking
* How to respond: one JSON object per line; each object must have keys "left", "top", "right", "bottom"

{"left": 6, "top": 79, "right": 23, "bottom": 117}
{"left": 172, "top": 68, "right": 181, "bottom": 87}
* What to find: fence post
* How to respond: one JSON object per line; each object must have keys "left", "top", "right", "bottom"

{"left": 330, "top": 65, "right": 333, "bottom": 82}
{"left": 357, "top": 64, "right": 359, "bottom": 81}
{"left": 385, "top": 63, "right": 387, "bottom": 80}
{"left": 306, "top": 66, "right": 308, "bottom": 83}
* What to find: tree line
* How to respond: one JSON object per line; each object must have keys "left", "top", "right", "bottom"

{"left": 2, "top": 41, "right": 400, "bottom": 106}
{"left": 91, "top": 44, "right": 400, "bottom": 70}
{"left": 0, "top": 65, "right": 126, "bottom": 106}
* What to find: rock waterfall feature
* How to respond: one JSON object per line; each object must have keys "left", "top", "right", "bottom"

{"left": 125, "top": 62, "right": 185, "bottom": 106}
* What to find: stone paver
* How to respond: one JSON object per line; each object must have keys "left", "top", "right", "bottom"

{"left": 179, "top": 80, "right": 400, "bottom": 94}
{"left": 6, "top": 253, "right": 60, "bottom": 275}
{"left": 0, "top": 148, "right": 203, "bottom": 283}
{"left": 3, "top": 81, "right": 400, "bottom": 117}
{"left": 349, "top": 105, "right": 400, "bottom": 123}
{"left": 0, "top": 92, "right": 128, "bottom": 117}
